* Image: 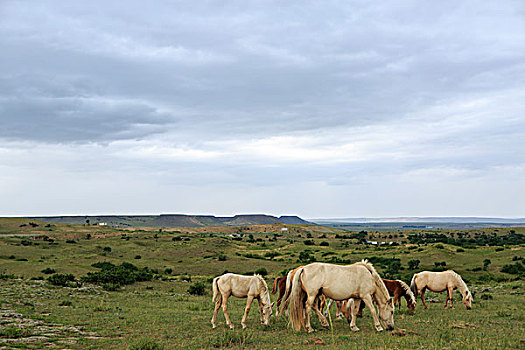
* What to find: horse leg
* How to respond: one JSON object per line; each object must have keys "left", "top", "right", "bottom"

{"left": 338, "top": 301, "right": 346, "bottom": 319}
{"left": 256, "top": 297, "right": 265, "bottom": 323}
{"left": 275, "top": 297, "right": 281, "bottom": 317}
{"left": 312, "top": 296, "right": 330, "bottom": 329}
{"left": 211, "top": 295, "right": 223, "bottom": 328}
{"left": 448, "top": 287, "right": 455, "bottom": 309}
{"left": 349, "top": 299, "right": 360, "bottom": 332}
{"left": 221, "top": 293, "right": 234, "bottom": 329}
{"left": 304, "top": 294, "right": 316, "bottom": 333}
{"left": 357, "top": 299, "right": 365, "bottom": 317}
{"left": 362, "top": 295, "right": 383, "bottom": 332}
{"left": 421, "top": 288, "right": 428, "bottom": 309}
{"left": 241, "top": 295, "right": 254, "bottom": 329}
{"left": 324, "top": 299, "right": 333, "bottom": 317}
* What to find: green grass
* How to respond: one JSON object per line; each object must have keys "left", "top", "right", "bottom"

{"left": 0, "top": 219, "right": 523, "bottom": 348}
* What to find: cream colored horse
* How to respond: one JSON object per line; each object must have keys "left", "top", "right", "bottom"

{"left": 288, "top": 260, "right": 395, "bottom": 333}
{"left": 410, "top": 270, "right": 472, "bottom": 310}
{"left": 211, "top": 273, "right": 273, "bottom": 329}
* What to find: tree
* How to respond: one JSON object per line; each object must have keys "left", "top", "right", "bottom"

{"left": 483, "top": 259, "right": 492, "bottom": 270}
{"left": 408, "top": 259, "right": 420, "bottom": 270}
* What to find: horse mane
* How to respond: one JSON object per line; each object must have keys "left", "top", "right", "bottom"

{"left": 448, "top": 270, "right": 470, "bottom": 296}
{"left": 254, "top": 274, "right": 271, "bottom": 304}
{"left": 397, "top": 279, "right": 416, "bottom": 305}
{"left": 355, "top": 259, "right": 391, "bottom": 301}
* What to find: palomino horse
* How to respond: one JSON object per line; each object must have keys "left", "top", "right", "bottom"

{"left": 271, "top": 276, "right": 287, "bottom": 317}
{"left": 211, "top": 273, "right": 273, "bottom": 329}
{"left": 324, "top": 278, "right": 415, "bottom": 320}
{"left": 289, "top": 261, "right": 395, "bottom": 333}
{"left": 410, "top": 270, "right": 472, "bottom": 310}
{"left": 279, "top": 266, "right": 326, "bottom": 319}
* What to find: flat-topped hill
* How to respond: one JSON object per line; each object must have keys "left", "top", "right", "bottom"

{"left": 24, "top": 214, "right": 313, "bottom": 228}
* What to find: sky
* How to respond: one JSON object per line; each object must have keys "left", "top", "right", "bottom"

{"left": 1, "top": 1, "right": 524, "bottom": 218}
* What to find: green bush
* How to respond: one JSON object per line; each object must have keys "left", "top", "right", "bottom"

{"left": 255, "top": 267, "right": 268, "bottom": 276}
{"left": 188, "top": 281, "right": 207, "bottom": 295}
{"left": 41, "top": 267, "right": 56, "bottom": 274}
{"left": 48, "top": 273, "right": 77, "bottom": 287}
{"left": 82, "top": 262, "right": 153, "bottom": 290}
{"left": 501, "top": 263, "right": 525, "bottom": 275}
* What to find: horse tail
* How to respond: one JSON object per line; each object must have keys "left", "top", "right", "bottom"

{"left": 212, "top": 276, "right": 220, "bottom": 303}
{"left": 271, "top": 277, "right": 279, "bottom": 295}
{"left": 280, "top": 270, "right": 294, "bottom": 311}
{"left": 410, "top": 274, "right": 418, "bottom": 298}
{"left": 288, "top": 267, "right": 305, "bottom": 332}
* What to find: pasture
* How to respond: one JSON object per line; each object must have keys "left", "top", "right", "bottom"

{"left": 0, "top": 219, "right": 524, "bottom": 349}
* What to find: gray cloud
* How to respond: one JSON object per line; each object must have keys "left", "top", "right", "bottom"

{"left": 0, "top": 0, "right": 524, "bottom": 216}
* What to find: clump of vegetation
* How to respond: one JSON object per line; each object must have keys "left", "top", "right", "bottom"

{"left": 0, "top": 272, "right": 16, "bottom": 280}
{"left": 0, "top": 326, "right": 32, "bottom": 338}
{"left": 103, "top": 246, "right": 112, "bottom": 252}
{"left": 255, "top": 267, "right": 268, "bottom": 276}
{"left": 48, "top": 273, "right": 78, "bottom": 287}
{"left": 82, "top": 262, "right": 153, "bottom": 290}
{"left": 501, "top": 262, "right": 525, "bottom": 276}
{"left": 41, "top": 267, "right": 56, "bottom": 274}
{"left": 187, "top": 281, "right": 207, "bottom": 295}
{"left": 129, "top": 337, "right": 165, "bottom": 350}
{"left": 59, "top": 300, "right": 73, "bottom": 306}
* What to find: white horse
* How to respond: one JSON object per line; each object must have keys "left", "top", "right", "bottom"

{"left": 211, "top": 273, "right": 273, "bottom": 329}
{"left": 410, "top": 270, "right": 472, "bottom": 310}
{"left": 288, "top": 260, "right": 395, "bottom": 333}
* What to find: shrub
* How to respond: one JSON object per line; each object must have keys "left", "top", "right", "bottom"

{"left": 66, "top": 239, "right": 77, "bottom": 244}
{"left": 501, "top": 263, "right": 525, "bottom": 275}
{"left": 59, "top": 300, "right": 73, "bottom": 306}
{"left": 320, "top": 241, "right": 330, "bottom": 246}
{"left": 188, "top": 281, "right": 207, "bottom": 295}
{"left": 495, "top": 247, "right": 504, "bottom": 252}
{"left": 303, "top": 240, "right": 315, "bottom": 246}
{"left": 48, "top": 273, "right": 76, "bottom": 287}
{"left": 164, "top": 268, "right": 173, "bottom": 275}
{"left": 103, "top": 247, "right": 112, "bottom": 252}
{"left": 217, "top": 254, "right": 227, "bottom": 261}
{"left": 82, "top": 262, "right": 153, "bottom": 290}
{"left": 41, "top": 267, "right": 56, "bottom": 274}
{"left": 456, "top": 248, "right": 465, "bottom": 252}
{"left": 408, "top": 259, "right": 420, "bottom": 270}
{"left": 255, "top": 268, "right": 268, "bottom": 276}
{"left": 134, "top": 255, "right": 142, "bottom": 259}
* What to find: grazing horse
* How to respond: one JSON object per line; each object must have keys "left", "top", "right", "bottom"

{"left": 288, "top": 260, "right": 395, "bottom": 333}
{"left": 279, "top": 266, "right": 326, "bottom": 319}
{"left": 382, "top": 279, "right": 416, "bottom": 311}
{"left": 211, "top": 273, "right": 273, "bottom": 329}
{"left": 271, "top": 276, "right": 287, "bottom": 317}
{"left": 410, "top": 270, "right": 472, "bottom": 310}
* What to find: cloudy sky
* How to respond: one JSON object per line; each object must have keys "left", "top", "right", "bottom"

{"left": 1, "top": 1, "right": 524, "bottom": 218}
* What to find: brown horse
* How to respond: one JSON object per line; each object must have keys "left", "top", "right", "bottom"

{"left": 271, "top": 276, "right": 287, "bottom": 317}
{"left": 351, "top": 278, "right": 416, "bottom": 317}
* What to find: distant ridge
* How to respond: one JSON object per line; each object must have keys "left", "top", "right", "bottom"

{"left": 313, "top": 217, "right": 525, "bottom": 224}
{"left": 26, "top": 214, "right": 313, "bottom": 228}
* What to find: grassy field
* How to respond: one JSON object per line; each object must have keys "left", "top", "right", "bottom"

{"left": 0, "top": 218, "right": 524, "bottom": 349}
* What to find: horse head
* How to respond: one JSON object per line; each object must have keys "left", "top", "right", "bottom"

{"left": 378, "top": 297, "right": 395, "bottom": 331}
{"left": 262, "top": 303, "right": 273, "bottom": 325}
{"left": 463, "top": 291, "right": 473, "bottom": 310}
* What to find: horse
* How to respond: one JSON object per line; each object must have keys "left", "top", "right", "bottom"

{"left": 288, "top": 260, "right": 395, "bottom": 333}
{"left": 279, "top": 266, "right": 328, "bottom": 319}
{"left": 271, "top": 276, "right": 287, "bottom": 317}
{"left": 211, "top": 273, "right": 273, "bottom": 329}
{"left": 410, "top": 270, "right": 472, "bottom": 310}
{"left": 325, "top": 277, "right": 415, "bottom": 320}
{"left": 382, "top": 279, "right": 416, "bottom": 311}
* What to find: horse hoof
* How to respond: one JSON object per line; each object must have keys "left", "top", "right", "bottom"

{"left": 212, "top": 324, "right": 216, "bottom": 329}
{"left": 376, "top": 327, "right": 384, "bottom": 332}
{"left": 351, "top": 327, "right": 360, "bottom": 332}
{"left": 229, "top": 325, "right": 234, "bottom": 330}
